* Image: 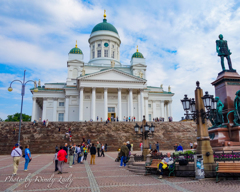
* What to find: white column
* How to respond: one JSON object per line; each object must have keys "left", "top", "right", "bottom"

{"left": 65, "top": 96, "right": 69, "bottom": 121}
{"left": 160, "top": 101, "right": 164, "bottom": 118}
{"left": 42, "top": 98, "right": 47, "bottom": 121}
{"left": 138, "top": 92, "right": 141, "bottom": 121}
{"left": 31, "top": 97, "right": 36, "bottom": 121}
{"left": 168, "top": 101, "right": 172, "bottom": 117}
{"left": 140, "top": 89, "right": 144, "bottom": 121}
{"left": 91, "top": 87, "right": 96, "bottom": 121}
{"left": 129, "top": 89, "right": 133, "bottom": 118}
{"left": 145, "top": 97, "right": 148, "bottom": 120}
{"left": 153, "top": 101, "right": 156, "bottom": 119}
{"left": 104, "top": 88, "right": 108, "bottom": 121}
{"left": 79, "top": 88, "right": 84, "bottom": 121}
{"left": 164, "top": 103, "right": 168, "bottom": 120}
{"left": 53, "top": 98, "right": 57, "bottom": 122}
{"left": 118, "top": 88, "right": 122, "bottom": 121}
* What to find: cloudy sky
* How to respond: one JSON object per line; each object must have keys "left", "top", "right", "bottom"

{"left": 1, "top": 0, "right": 240, "bottom": 121}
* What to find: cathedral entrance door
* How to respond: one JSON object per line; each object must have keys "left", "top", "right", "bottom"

{"left": 108, "top": 107, "right": 115, "bottom": 121}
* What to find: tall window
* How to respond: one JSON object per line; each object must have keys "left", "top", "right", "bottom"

{"left": 97, "top": 50, "right": 101, "bottom": 57}
{"left": 93, "top": 45, "right": 95, "bottom": 49}
{"left": 98, "top": 43, "right": 101, "bottom": 47}
{"left": 112, "top": 51, "right": 114, "bottom": 58}
{"left": 58, "top": 113, "right": 64, "bottom": 121}
{"left": 104, "top": 50, "right": 108, "bottom": 57}
{"left": 92, "top": 51, "right": 95, "bottom": 59}
{"left": 59, "top": 102, "right": 64, "bottom": 106}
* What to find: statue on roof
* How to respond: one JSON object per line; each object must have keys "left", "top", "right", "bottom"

{"left": 160, "top": 84, "right": 163, "bottom": 89}
{"left": 168, "top": 85, "right": 171, "bottom": 92}
{"left": 216, "top": 34, "right": 235, "bottom": 71}
{"left": 111, "top": 60, "right": 115, "bottom": 68}
{"left": 139, "top": 71, "right": 143, "bottom": 78}
{"left": 82, "top": 68, "right": 85, "bottom": 76}
{"left": 38, "top": 79, "right": 41, "bottom": 87}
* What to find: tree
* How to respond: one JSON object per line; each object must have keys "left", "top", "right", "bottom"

{"left": 5, "top": 113, "right": 31, "bottom": 122}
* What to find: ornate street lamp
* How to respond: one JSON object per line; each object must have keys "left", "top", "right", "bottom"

{"left": 181, "top": 95, "right": 191, "bottom": 111}
{"left": 134, "top": 116, "right": 154, "bottom": 140}
{"left": 8, "top": 70, "right": 38, "bottom": 144}
{"left": 202, "top": 91, "right": 212, "bottom": 110}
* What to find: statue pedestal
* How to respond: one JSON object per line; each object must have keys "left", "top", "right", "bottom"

{"left": 212, "top": 71, "right": 240, "bottom": 123}
{"left": 209, "top": 127, "right": 230, "bottom": 147}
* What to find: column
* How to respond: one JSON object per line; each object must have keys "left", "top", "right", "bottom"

{"left": 31, "top": 97, "right": 37, "bottom": 121}
{"left": 160, "top": 100, "right": 164, "bottom": 118}
{"left": 168, "top": 101, "right": 172, "bottom": 117}
{"left": 164, "top": 103, "right": 168, "bottom": 120}
{"left": 138, "top": 92, "right": 141, "bottom": 121}
{"left": 140, "top": 89, "right": 144, "bottom": 121}
{"left": 79, "top": 88, "right": 84, "bottom": 121}
{"left": 91, "top": 87, "right": 96, "bottom": 121}
{"left": 153, "top": 101, "right": 156, "bottom": 119}
{"left": 53, "top": 98, "right": 57, "bottom": 121}
{"left": 145, "top": 97, "right": 148, "bottom": 120}
{"left": 42, "top": 98, "right": 47, "bottom": 121}
{"left": 118, "top": 88, "right": 122, "bottom": 121}
{"left": 129, "top": 89, "right": 133, "bottom": 118}
{"left": 104, "top": 88, "right": 108, "bottom": 121}
{"left": 65, "top": 96, "right": 69, "bottom": 121}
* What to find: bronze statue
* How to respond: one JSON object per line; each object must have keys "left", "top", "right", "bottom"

{"left": 209, "top": 97, "right": 224, "bottom": 128}
{"left": 216, "top": 34, "right": 234, "bottom": 71}
{"left": 227, "top": 90, "right": 240, "bottom": 126}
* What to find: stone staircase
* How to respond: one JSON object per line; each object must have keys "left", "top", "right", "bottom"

{"left": 127, "top": 161, "right": 146, "bottom": 175}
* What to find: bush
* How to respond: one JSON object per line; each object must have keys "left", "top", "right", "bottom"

{"left": 184, "top": 150, "right": 195, "bottom": 155}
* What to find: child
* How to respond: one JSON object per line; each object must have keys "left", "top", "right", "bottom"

{"left": 53, "top": 149, "right": 59, "bottom": 172}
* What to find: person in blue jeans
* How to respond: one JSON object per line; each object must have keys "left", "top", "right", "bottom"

{"left": 24, "top": 145, "right": 31, "bottom": 171}
{"left": 119, "top": 142, "right": 129, "bottom": 167}
{"left": 158, "top": 152, "right": 173, "bottom": 179}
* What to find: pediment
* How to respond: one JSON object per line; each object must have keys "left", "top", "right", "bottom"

{"left": 79, "top": 69, "right": 146, "bottom": 82}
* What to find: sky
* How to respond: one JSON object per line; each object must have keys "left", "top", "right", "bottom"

{"left": 1, "top": 0, "right": 240, "bottom": 121}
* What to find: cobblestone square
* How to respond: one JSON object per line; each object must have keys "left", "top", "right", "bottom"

{"left": 1, "top": 151, "right": 240, "bottom": 192}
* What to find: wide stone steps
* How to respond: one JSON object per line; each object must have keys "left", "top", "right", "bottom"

{"left": 127, "top": 162, "right": 146, "bottom": 175}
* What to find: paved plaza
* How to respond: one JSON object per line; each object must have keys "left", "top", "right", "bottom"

{"left": 0, "top": 151, "right": 240, "bottom": 192}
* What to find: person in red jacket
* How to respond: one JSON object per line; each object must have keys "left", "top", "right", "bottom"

{"left": 57, "top": 146, "right": 67, "bottom": 174}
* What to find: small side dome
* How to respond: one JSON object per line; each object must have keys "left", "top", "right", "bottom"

{"left": 69, "top": 41, "right": 83, "bottom": 54}
{"left": 132, "top": 45, "right": 144, "bottom": 58}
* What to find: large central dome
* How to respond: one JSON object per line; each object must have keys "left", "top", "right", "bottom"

{"left": 91, "top": 19, "right": 118, "bottom": 34}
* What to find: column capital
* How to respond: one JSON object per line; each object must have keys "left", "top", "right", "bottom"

{"left": 92, "top": 87, "right": 96, "bottom": 90}
{"left": 160, "top": 100, "right": 165, "bottom": 103}
{"left": 129, "top": 88, "right": 133, "bottom": 91}
{"left": 139, "top": 89, "right": 144, "bottom": 92}
{"left": 104, "top": 87, "right": 108, "bottom": 91}
{"left": 144, "top": 97, "right": 148, "bottom": 100}
{"left": 79, "top": 87, "right": 84, "bottom": 91}
{"left": 118, "top": 88, "right": 122, "bottom": 91}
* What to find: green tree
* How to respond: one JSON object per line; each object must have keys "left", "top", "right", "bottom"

{"left": 5, "top": 113, "right": 31, "bottom": 122}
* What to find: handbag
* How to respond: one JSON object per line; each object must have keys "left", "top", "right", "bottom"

{"left": 64, "top": 158, "right": 68, "bottom": 163}
{"left": 29, "top": 158, "right": 32, "bottom": 163}
{"left": 22, "top": 154, "right": 25, "bottom": 158}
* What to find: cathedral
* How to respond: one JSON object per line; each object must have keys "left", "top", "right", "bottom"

{"left": 31, "top": 11, "right": 174, "bottom": 122}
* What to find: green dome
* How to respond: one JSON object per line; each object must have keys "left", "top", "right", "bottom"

{"left": 132, "top": 51, "right": 144, "bottom": 58}
{"left": 91, "top": 19, "right": 118, "bottom": 34}
{"left": 69, "top": 47, "right": 83, "bottom": 54}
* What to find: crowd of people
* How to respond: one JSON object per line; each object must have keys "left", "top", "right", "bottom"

{"left": 10, "top": 139, "right": 107, "bottom": 176}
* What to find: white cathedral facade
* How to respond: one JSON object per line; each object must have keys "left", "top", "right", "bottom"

{"left": 31, "top": 12, "right": 174, "bottom": 122}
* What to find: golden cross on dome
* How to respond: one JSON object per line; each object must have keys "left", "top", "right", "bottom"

{"left": 137, "top": 45, "right": 139, "bottom": 52}
{"left": 104, "top": 10, "right": 106, "bottom": 19}
{"left": 75, "top": 40, "right": 77, "bottom": 48}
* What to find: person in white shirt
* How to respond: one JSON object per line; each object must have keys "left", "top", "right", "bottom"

{"left": 190, "top": 143, "right": 193, "bottom": 149}
{"left": 11, "top": 144, "right": 22, "bottom": 176}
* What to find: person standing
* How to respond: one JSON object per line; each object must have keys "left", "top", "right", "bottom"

{"left": 24, "top": 145, "right": 31, "bottom": 171}
{"left": 63, "top": 143, "right": 68, "bottom": 159}
{"left": 105, "top": 143, "right": 108, "bottom": 152}
{"left": 57, "top": 146, "right": 67, "bottom": 174}
{"left": 119, "top": 142, "right": 129, "bottom": 167}
{"left": 140, "top": 142, "right": 143, "bottom": 151}
{"left": 149, "top": 143, "right": 152, "bottom": 150}
{"left": 46, "top": 119, "right": 49, "bottom": 127}
{"left": 53, "top": 149, "right": 59, "bottom": 172}
{"left": 100, "top": 144, "right": 105, "bottom": 157}
{"left": 83, "top": 145, "right": 88, "bottom": 160}
{"left": 90, "top": 144, "right": 96, "bottom": 165}
{"left": 97, "top": 116, "right": 99, "bottom": 121}
{"left": 156, "top": 142, "right": 159, "bottom": 152}
{"left": 97, "top": 141, "right": 101, "bottom": 157}
{"left": 177, "top": 143, "right": 183, "bottom": 152}
{"left": 69, "top": 145, "right": 74, "bottom": 168}
{"left": 190, "top": 143, "right": 193, "bottom": 149}
{"left": 134, "top": 117, "right": 135, "bottom": 122}
{"left": 131, "top": 143, "right": 133, "bottom": 152}
{"left": 11, "top": 144, "right": 22, "bottom": 176}
{"left": 126, "top": 141, "right": 131, "bottom": 151}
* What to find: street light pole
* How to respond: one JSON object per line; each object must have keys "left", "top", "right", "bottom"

{"left": 8, "top": 70, "right": 38, "bottom": 145}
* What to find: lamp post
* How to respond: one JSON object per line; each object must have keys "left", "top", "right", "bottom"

{"left": 181, "top": 81, "right": 214, "bottom": 171}
{"left": 8, "top": 70, "right": 38, "bottom": 144}
{"left": 134, "top": 115, "right": 155, "bottom": 160}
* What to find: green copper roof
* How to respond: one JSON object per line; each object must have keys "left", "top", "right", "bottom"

{"left": 69, "top": 47, "right": 83, "bottom": 54}
{"left": 91, "top": 19, "right": 118, "bottom": 34}
{"left": 132, "top": 52, "right": 144, "bottom": 58}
